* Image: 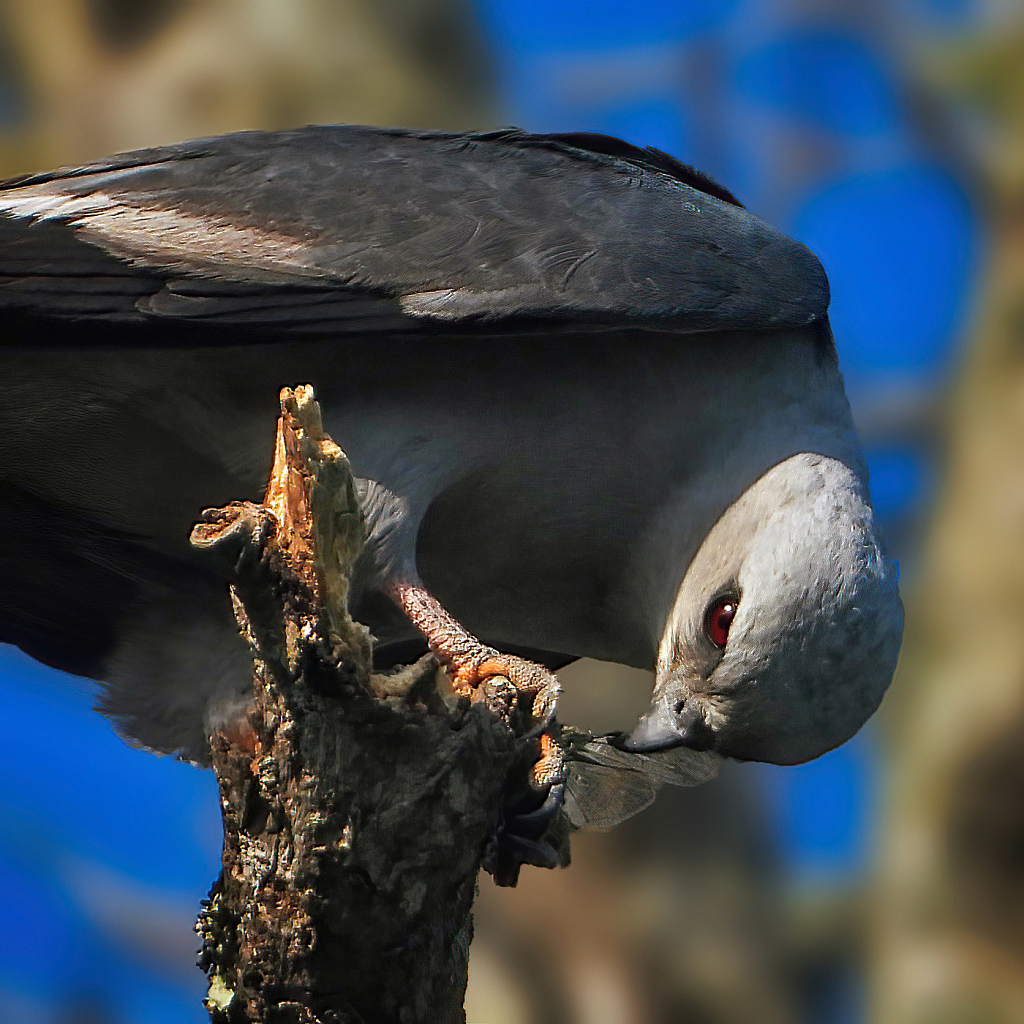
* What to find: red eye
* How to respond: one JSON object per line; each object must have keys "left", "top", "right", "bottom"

{"left": 705, "top": 597, "right": 738, "bottom": 648}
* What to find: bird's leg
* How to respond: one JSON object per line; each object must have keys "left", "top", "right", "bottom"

{"left": 388, "top": 581, "right": 560, "bottom": 728}
{"left": 389, "top": 581, "right": 568, "bottom": 883}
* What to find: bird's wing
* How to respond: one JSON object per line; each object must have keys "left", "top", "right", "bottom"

{"left": 0, "top": 126, "right": 827, "bottom": 340}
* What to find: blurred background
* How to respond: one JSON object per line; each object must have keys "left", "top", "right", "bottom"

{"left": 0, "top": 0, "right": 1014, "bottom": 1021}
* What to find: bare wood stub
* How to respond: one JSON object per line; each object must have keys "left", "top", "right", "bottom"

{"left": 189, "top": 385, "right": 554, "bottom": 1024}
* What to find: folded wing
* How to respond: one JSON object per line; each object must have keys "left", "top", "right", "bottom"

{"left": 0, "top": 126, "right": 828, "bottom": 342}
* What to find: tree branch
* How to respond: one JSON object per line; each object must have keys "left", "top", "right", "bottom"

{"left": 190, "top": 385, "right": 554, "bottom": 1024}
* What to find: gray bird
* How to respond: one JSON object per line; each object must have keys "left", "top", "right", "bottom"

{"left": 0, "top": 126, "right": 903, "bottom": 769}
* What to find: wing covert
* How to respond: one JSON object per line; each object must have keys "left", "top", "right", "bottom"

{"left": 0, "top": 125, "right": 829, "bottom": 341}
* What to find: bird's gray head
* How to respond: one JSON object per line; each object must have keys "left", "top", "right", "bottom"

{"left": 623, "top": 453, "right": 903, "bottom": 765}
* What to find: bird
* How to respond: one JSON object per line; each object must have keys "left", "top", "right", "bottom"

{"left": 0, "top": 125, "right": 903, "bottom": 771}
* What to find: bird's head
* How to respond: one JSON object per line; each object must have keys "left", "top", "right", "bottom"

{"left": 623, "top": 453, "right": 903, "bottom": 765}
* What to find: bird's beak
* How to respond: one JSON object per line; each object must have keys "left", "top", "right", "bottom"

{"left": 619, "top": 697, "right": 680, "bottom": 751}
{"left": 619, "top": 694, "right": 715, "bottom": 753}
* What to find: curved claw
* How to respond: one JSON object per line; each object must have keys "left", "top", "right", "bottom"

{"left": 512, "top": 783, "right": 565, "bottom": 834}
{"left": 500, "top": 833, "right": 563, "bottom": 870}
{"left": 528, "top": 678, "right": 560, "bottom": 732}
{"left": 484, "top": 780, "right": 570, "bottom": 886}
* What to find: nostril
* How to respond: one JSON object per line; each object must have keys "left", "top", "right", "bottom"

{"left": 677, "top": 705, "right": 715, "bottom": 751}
{"left": 673, "top": 700, "right": 686, "bottom": 715}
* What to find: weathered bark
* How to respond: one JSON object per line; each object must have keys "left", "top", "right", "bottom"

{"left": 190, "top": 386, "right": 549, "bottom": 1024}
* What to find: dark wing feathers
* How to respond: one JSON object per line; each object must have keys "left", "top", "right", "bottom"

{"left": 0, "top": 125, "right": 828, "bottom": 341}
{"left": 478, "top": 128, "right": 746, "bottom": 207}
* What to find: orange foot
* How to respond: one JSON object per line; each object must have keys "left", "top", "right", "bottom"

{"left": 388, "top": 582, "right": 569, "bottom": 885}
{"left": 452, "top": 651, "right": 560, "bottom": 727}
{"left": 389, "top": 582, "right": 560, "bottom": 728}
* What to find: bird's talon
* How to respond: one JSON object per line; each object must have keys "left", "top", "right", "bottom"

{"left": 514, "top": 782, "right": 565, "bottom": 826}
{"left": 483, "top": 777, "right": 570, "bottom": 885}
{"left": 468, "top": 654, "right": 561, "bottom": 728}
{"left": 501, "top": 834, "right": 562, "bottom": 870}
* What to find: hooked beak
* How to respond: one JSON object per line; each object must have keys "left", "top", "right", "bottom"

{"left": 619, "top": 695, "right": 716, "bottom": 753}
